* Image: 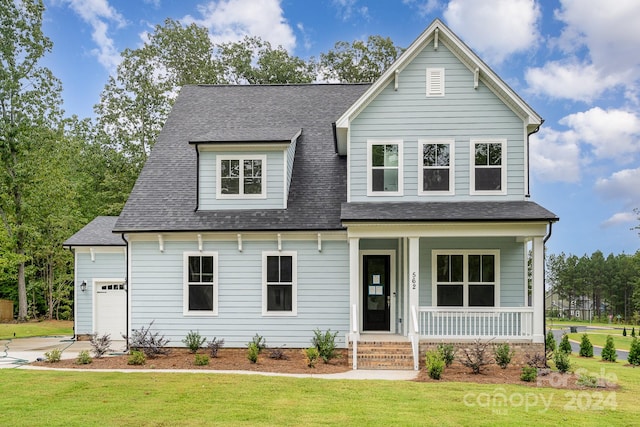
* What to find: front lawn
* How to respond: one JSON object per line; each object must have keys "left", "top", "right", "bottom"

{"left": 567, "top": 330, "right": 635, "bottom": 352}
{"left": 0, "top": 320, "right": 73, "bottom": 339}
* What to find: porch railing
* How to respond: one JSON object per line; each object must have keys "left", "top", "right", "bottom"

{"left": 417, "top": 307, "right": 534, "bottom": 340}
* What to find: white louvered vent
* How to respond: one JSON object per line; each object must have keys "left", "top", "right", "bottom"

{"left": 426, "top": 68, "right": 445, "bottom": 97}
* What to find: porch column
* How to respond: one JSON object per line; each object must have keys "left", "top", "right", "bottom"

{"left": 532, "top": 236, "right": 545, "bottom": 343}
{"left": 348, "top": 237, "right": 360, "bottom": 339}
{"left": 408, "top": 237, "right": 420, "bottom": 335}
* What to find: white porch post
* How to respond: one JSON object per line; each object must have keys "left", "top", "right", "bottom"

{"left": 348, "top": 237, "right": 360, "bottom": 369}
{"left": 532, "top": 236, "right": 545, "bottom": 343}
{"left": 408, "top": 237, "right": 420, "bottom": 370}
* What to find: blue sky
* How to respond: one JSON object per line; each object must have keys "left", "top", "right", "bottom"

{"left": 41, "top": 0, "right": 640, "bottom": 257}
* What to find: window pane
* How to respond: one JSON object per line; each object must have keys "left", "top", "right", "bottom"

{"left": 436, "top": 144, "right": 450, "bottom": 166}
{"left": 475, "top": 168, "right": 501, "bottom": 191}
{"left": 221, "top": 177, "right": 239, "bottom": 194}
{"left": 469, "top": 285, "right": 494, "bottom": 307}
{"left": 482, "top": 255, "right": 495, "bottom": 282}
{"left": 384, "top": 145, "right": 398, "bottom": 167}
{"left": 383, "top": 169, "right": 398, "bottom": 191}
{"left": 437, "top": 285, "right": 463, "bottom": 306}
{"left": 488, "top": 144, "right": 502, "bottom": 165}
{"left": 201, "top": 256, "right": 214, "bottom": 283}
{"left": 468, "top": 255, "right": 480, "bottom": 282}
{"left": 423, "top": 144, "right": 436, "bottom": 166}
{"left": 266, "top": 256, "right": 279, "bottom": 283}
{"left": 437, "top": 255, "right": 449, "bottom": 282}
{"left": 280, "top": 256, "right": 293, "bottom": 283}
{"left": 372, "top": 169, "right": 385, "bottom": 191}
{"left": 451, "top": 255, "right": 464, "bottom": 282}
{"left": 267, "top": 285, "right": 292, "bottom": 311}
{"left": 475, "top": 143, "right": 488, "bottom": 165}
{"left": 244, "top": 177, "right": 262, "bottom": 194}
{"left": 188, "top": 257, "right": 200, "bottom": 283}
{"left": 372, "top": 145, "right": 385, "bottom": 167}
{"left": 189, "top": 285, "right": 213, "bottom": 310}
{"left": 424, "top": 169, "right": 449, "bottom": 191}
{"left": 220, "top": 160, "right": 229, "bottom": 177}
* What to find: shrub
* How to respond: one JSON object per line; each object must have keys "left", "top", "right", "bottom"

{"left": 268, "top": 347, "right": 289, "bottom": 360}
{"left": 251, "top": 333, "right": 266, "bottom": 353}
{"left": 525, "top": 352, "right": 547, "bottom": 369}
{"left": 460, "top": 339, "right": 493, "bottom": 374}
{"left": 44, "top": 348, "right": 62, "bottom": 363}
{"left": 553, "top": 351, "right": 572, "bottom": 373}
{"left": 128, "top": 321, "right": 170, "bottom": 358}
{"left": 633, "top": 327, "right": 637, "bottom": 338}
{"left": 247, "top": 342, "right": 259, "bottom": 363}
{"left": 601, "top": 335, "right": 617, "bottom": 362}
{"left": 128, "top": 350, "right": 146, "bottom": 365}
{"left": 182, "top": 330, "right": 206, "bottom": 354}
{"left": 437, "top": 343, "right": 456, "bottom": 367}
{"left": 545, "top": 331, "right": 557, "bottom": 360}
{"left": 207, "top": 337, "right": 224, "bottom": 358}
{"left": 493, "top": 343, "right": 515, "bottom": 369}
{"left": 623, "top": 327, "right": 627, "bottom": 337}
{"left": 90, "top": 333, "right": 112, "bottom": 358}
{"left": 628, "top": 337, "right": 640, "bottom": 366}
{"left": 425, "top": 350, "right": 445, "bottom": 380}
{"left": 194, "top": 354, "right": 210, "bottom": 366}
{"left": 559, "top": 333, "right": 572, "bottom": 354}
{"left": 312, "top": 328, "right": 339, "bottom": 363}
{"left": 579, "top": 334, "right": 594, "bottom": 357}
{"left": 75, "top": 350, "right": 92, "bottom": 365}
{"left": 577, "top": 373, "right": 599, "bottom": 388}
{"left": 305, "top": 347, "right": 319, "bottom": 368}
{"left": 520, "top": 365, "right": 538, "bottom": 382}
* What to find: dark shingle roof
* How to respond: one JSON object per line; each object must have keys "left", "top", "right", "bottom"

{"left": 64, "top": 216, "right": 125, "bottom": 246}
{"left": 341, "top": 201, "right": 559, "bottom": 222}
{"left": 114, "top": 84, "right": 371, "bottom": 233}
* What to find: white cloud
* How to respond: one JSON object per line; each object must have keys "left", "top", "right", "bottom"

{"left": 402, "top": 0, "right": 441, "bottom": 17}
{"left": 530, "top": 127, "right": 582, "bottom": 183}
{"left": 595, "top": 168, "right": 640, "bottom": 204}
{"left": 602, "top": 211, "right": 637, "bottom": 228}
{"left": 331, "top": 0, "right": 370, "bottom": 22}
{"left": 60, "top": 0, "right": 126, "bottom": 72}
{"left": 182, "top": 0, "right": 296, "bottom": 51}
{"left": 443, "top": 0, "right": 540, "bottom": 64}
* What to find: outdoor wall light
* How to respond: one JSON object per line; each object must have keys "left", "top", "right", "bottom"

{"left": 80, "top": 280, "right": 87, "bottom": 292}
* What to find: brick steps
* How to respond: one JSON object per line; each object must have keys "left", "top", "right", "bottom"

{"left": 349, "top": 340, "right": 414, "bottom": 370}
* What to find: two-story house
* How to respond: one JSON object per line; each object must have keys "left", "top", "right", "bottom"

{"left": 65, "top": 19, "right": 558, "bottom": 370}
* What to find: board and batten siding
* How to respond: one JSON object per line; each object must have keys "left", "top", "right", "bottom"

{"left": 418, "top": 237, "right": 526, "bottom": 307}
{"left": 74, "top": 249, "right": 126, "bottom": 335}
{"left": 349, "top": 42, "right": 526, "bottom": 202}
{"left": 198, "top": 150, "right": 286, "bottom": 210}
{"left": 129, "top": 236, "right": 350, "bottom": 347}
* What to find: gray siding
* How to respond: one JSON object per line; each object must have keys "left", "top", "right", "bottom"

{"left": 349, "top": 43, "right": 525, "bottom": 202}
{"left": 199, "top": 150, "right": 286, "bottom": 210}
{"left": 418, "top": 237, "right": 525, "bottom": 307}
{"left": 129, "top": 237, "right": 350, "bottom": 347}
{"left": 75, "top": 250, "right": 126, "bottom": 335}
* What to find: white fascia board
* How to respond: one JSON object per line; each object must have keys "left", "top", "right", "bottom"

{"left": 345, "top": 221, "right": 549, "bottom": 239}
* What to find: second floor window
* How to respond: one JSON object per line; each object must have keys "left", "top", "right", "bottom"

{"left": 368, "top": 140, "right": 403, "bottom": 196}
{"left": 217, "top": 156, "right": 265, "bottom": 198}
{"left": 420, "top": 140, "right": 453, "bottom": 194}
{"left": 472, "top": 140, "right": 505, "bottom": 194}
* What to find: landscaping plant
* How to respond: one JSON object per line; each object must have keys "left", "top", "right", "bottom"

{"left": 75, "top": 350, "right": 92, "bottom": 365}
{"left": 437, "top": 343, "right": 456, "bottom": 367}
{"left": 579, "top": 333, "right": 594, "bottom": 357}
{"left": 90, "top": 333, "right": 112, "bottom": 358}
{"left": 128, "top": 321, "right": 170, "bottom": 358}
{"left": 559, "top": 333, "right": 572, "bottom": 354}
{"left": 207, "top": 337, "right": 224, "bottom": 358}
{"left": 182, "top": 330, "right": 206, "bottom": 354}
{"left": 305, "top": 347, "right": 319, "bottom": 368}
{"left": 247, "top": 342, "right": 259, "bottom": 363}
{"left": 601, "top": 335, "right": 617, "bottom": 362}
{"left": 268, "top": 348, "right": 289, "bottom": 360}
{"left": 623, "top": 327, "right": 627, "bottom": 337}
{"left": 520, "top": 365, "right": 537, "bottom": 382}
{"left": 424, "top": 350, "right": 445, "bottom": 380}
{"left": 312, "top": 328, "right": 339, "bottom": 363}
{"left": 460, "top": 339, "right": 493, "bottom": 374}
{"left": 128, "top": 350, "right": 146, "bottom": 365}
{"left": 44, "top": 348, "right": 62, "bottom": 363}
{"left": 493, "top": 342, "right": 515, "bottom": 369}
{"left": 545, "top": 330, "right": 556, "bottom": 360}
{"left": 553, "top": 351, "right": 572, "bottom": 373}
{"left": 194, "top": 354, "right": 209, "bottom": 366}
{"left": 629, "top": 337, "right": 640, "bottom": 366}
{"left": 251, "top": 333, "right": 266, "bottom": 353}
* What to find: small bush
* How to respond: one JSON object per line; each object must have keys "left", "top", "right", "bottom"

{"left": 305, "top": 347, "right": 319, "bottom": 368}
{"left": 251, "top": 333, "right": 266, "bottom": 353}
{"left": 247, "top": 342, "right": 259, "bottom": 363}
{"left": 90, "top": 333, "right": 112, "bottom": 358}
{"left": 182, "top": 330, "right": 206, "bottom": 354}
{"left": 207, "top": 337, "right": 224, "bottom": 358}
{"left": 460, "top": 339, "right": 493, "bottom": 374}
{"left": 525, "top": 352, "right": 547, "bottom": 369}
{"left": 520, "top": 365, "right": 538, "bottom": 382}
{"left": 128, "top": 350, "right": 146, "bottom": 365}
{"left": 623, "top": 327, "right": 627, "bottom": 337}
{"left": 545, "top": 331, "right": 557, "bottom": 360}
{"left": 601, "top": 335, "right": 617, "bottom": 362}
{"left": 628, "top": 337, "right": 640, "bottom": 366}
{"left": 75, "top": 350, "right": 92, "bottom": 365}
{"left": 128, "top": 321, "right": 170, "bottom": 358}
{"left": 437, "top": 343, "right": 456, "bottom": 367}
{"left": 558, "top": 333, "right": 572, "bottom": 354}
{"left": 425, "top": 350, "right": 445, "bottom": 380}
{"left": 579, "top": 334, "right": 594, "bottom": 357}
{"left": 493, "top": 343, "right": 515, "bottom": 369}
{"left": 194, "top": 354, "right": 210, "bottom": 366}
{"left": 312, "top": 328, "right": 339, "bottom": 363}
{"left": 553, "top": 351, "right": 572, "bottom": 373}
{"left": 268, "top": 347, "right": 289, "bottom": 360}
{"left": 577, "top": 373, "right": 599, "bottom": 388}
{"left": 44, "top": 348, "right": 62, "bottom": 363}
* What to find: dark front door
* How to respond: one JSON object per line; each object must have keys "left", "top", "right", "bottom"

{"left": 363, "top": 254, "right": 391, "bottom": 331}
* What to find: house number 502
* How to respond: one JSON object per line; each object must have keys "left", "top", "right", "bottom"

{"left": 411, "top": 272, "right": 417, "bottom": 290}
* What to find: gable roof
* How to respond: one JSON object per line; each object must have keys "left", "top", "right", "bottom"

{"left": 114, "top": 84, "right": 371, "bottom": 233}
{"left": 64, "top": 216, "right": 125, "bottom": 247}
{"left": 334, "top": 18, "right": 543, "bottom": 155}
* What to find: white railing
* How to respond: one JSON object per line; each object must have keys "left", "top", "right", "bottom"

{"left": 417, "top": 307, "right": 534, "bottom": 340}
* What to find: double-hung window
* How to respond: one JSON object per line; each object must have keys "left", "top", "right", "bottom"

{"left": 433, "top": 251, "right": 499, "bottom": 307}
{"left": 367, "top": 140, "right": 403, "bottom": 196}
{"left": 217, "top": 155, "right": 266, "bottom": 198}
{"left": 262, "top": 252, "right": 297, "bottom": 316}
{"left": 184, "top": 252, "right": 218, "bottom": 315}
{"left": 419, "top": 140, "right": 454, "bottom": 195}
{"left": 471, "top": 139, "right": 505, "bottom": 194}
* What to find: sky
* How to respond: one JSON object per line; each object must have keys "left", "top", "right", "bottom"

{"left": 40, "top": 0, "right": 640, "bottom": 257}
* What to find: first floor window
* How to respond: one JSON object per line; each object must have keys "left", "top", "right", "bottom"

{"left": 434, "top": 251, "right": 498, "bottom": 307}
{"left": 263, "top": 252, "right": 297, "bottom": 315}
{"left": 472, "top": 140, "right": 505, "bottom": 193}
{"left": 368, "top": 140, "right": 403, "bottom": 195}
{"left": 218, "top": 156, "right": 265, "bottom": 198}
{"left": 184, "top": 252, "right": 218, "bottom": 315}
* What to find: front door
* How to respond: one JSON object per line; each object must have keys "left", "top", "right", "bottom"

{"left": 363, "top": 254, "right": 390, "bottom": 331}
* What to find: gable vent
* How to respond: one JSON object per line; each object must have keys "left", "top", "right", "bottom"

{"left": 426, "top": 68, "right": 445, "bottom": 97}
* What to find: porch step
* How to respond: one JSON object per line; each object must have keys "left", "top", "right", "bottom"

{"left": 349, "top": 340, "right": 414, "bottom": 370}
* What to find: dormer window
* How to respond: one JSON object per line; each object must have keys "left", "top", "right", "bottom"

{"left": 217, "top": 155, "right": 266, "bottom": 199}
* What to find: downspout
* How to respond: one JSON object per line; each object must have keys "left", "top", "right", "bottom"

{"left": 194, "top": 143, "right": 200, "bottom": 212}
{"left": 542, "top": 221, "right": 553, "bottom": 353}
{"left": 526, "top": 121, "right": 544, "bottom": 198}
{"left": 121, "top": 233, "right": 129, "bottom": 351}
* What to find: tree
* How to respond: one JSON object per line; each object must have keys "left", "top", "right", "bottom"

{"left": 0, "top": 0, "right": 63, "bottom": 321}
{"left": 320, "top": 35, "right": 402, "bottom": 83}
{"left": 601, "top": 335, "right": 617, "bottom": 362}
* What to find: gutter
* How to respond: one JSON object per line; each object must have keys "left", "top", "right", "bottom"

{"left": 526, "top": 120, "right": 544, "bottom": 198}
{"left": 542, "top": 221, "right": 553, "bottom": 360}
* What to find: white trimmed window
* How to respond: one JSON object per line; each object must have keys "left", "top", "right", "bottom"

{"left": 432, "top": 250, "right": 500, "bottom": 307}
{"left": 217, "top": 155, "right": 266, "bottom": 198}
{"left": 367, "top": 140, "right": 403, "bottom": 196}
{"left": 426, "top": 68, "right": 445, "bottom": 97}
{"left": 471, "top": 139, "right": 506, "bottom": 194}
{"left": 183, "top": 252, "right": 218, "bottom": 315}
{"left": 419, "top": 139, "right": 454, "bottom": 195}
{"left": 262, "top": 252, "right": 297, "bottom": 316}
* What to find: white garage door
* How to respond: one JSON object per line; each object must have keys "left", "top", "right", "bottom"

{"left": 95, "top": 280, "right": 126, "bottom": 339}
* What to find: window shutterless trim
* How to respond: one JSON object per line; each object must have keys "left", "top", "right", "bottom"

{"left": 183, "top": 251, "right": 218, "bottom": 316}
{"left": 470, "top": 139, "right": 507, "bottom": 196}
{"left": 262, "top": 251, "right": 297, "bottom": 317}
{"left": 216, "top": 154, "right": 267, "bottom": 199}
{"left": 418, "top": 139, "right": 455, "bottom": 196}
{"left": 366, "top": 139, "right": 404, "bottom": 197}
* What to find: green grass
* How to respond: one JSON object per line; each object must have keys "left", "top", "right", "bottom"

{"left": 547, "top": 317, "right": 638, "bottom": 330}
{"left": 0, "top": 320, "right": 73, "bottom": 339}
{"left": 0, "top": 355, "right": 638, "bottom": 426}
{"left": 567, "top": 331, "right": 635, "bottom": 352}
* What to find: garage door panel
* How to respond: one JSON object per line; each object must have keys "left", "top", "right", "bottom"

{"left": 95, "top": 281, "right": 126, "bottom": 338}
